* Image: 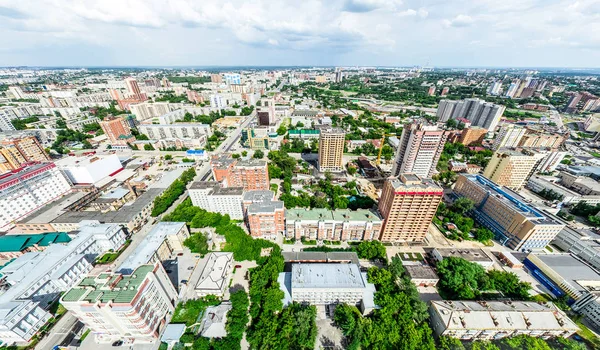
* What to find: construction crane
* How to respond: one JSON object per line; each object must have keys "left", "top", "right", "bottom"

{"left": 376, "top": 134, "right": 396, "bottom": 166}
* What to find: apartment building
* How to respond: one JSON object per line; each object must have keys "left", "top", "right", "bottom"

{"left": 99, "top": 115, "right": 135, "bottom": 145}
{"left": 483, "top": 149, "right": 544, "bottom": 190}
{"left": 189, "top": 181, "right": 244, "bottom": 219}
{"left": 0, "top": 162, "right": 72, "bottom": 231}
{"left": 518, "top": 130, "right": 565, "bottom": 149}
{"left": 493, "top": 125, "right": 526, "bottom": 150}
{"left": 130, "top": 102, "right": 174, "bottom": 121}
{"left": 429, "top": 300, "right": 578, "bottom": 340}
{"left": 242, "top": 190, "right": 285, "bottom": 238}
{"left": 285, "top": 208, "right": 382, "bottom": 242}
{"left": 0, "top": 222, "right": 126, "bottom": 344}
{"left": 318, "top": 127, "right": 345, "bottom": 172}
{"left": 0, "top": 135, "right": 49, "bottom": 164}
{"left": 210, "top": 155, "right": 269, "bottom": 191}
{"left": 392, "top": 121, "right": 449, "bottom": 178}
{"left": 137, "top": 123, "right": 211, "bottom": 145}
{"left": 457, "top": 127, "right": 487, "bottom": 146}
{"left": 378, "top": 174, "right": 443, "bottom": 243}
{"left": 436, "top": 98, "right": 505, "bottom": 131}
{"left": 453, "top": 174, "right": 564, "bottom": 251}
{"left": 61, "top": 263, "right": 177, "bottom": 344}
{"left": 278, "top": 263, "right": 376, "bottom": 314}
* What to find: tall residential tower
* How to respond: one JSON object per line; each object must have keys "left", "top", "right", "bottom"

{"left": 391, "top": 121, "right": 448, "bottom": 178}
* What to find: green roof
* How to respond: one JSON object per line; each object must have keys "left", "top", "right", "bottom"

{"left": 0, "top": 232, "right": 70, "bottom": 253}
{"left": 62, "top": 265, "right": 155, "bottom": 304}
{"left": 286, "top": 208, "right": 381, "bottom": 222}
{"left": 288, "top": 129, "right": 320, "bottom": 135}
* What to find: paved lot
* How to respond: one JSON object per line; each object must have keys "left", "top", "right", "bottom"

{"left": 229, "top": 260, "right": 258, "bottom": 294}
{"left": 77, "top": 334, "right": 158, "bottom": 350}
{"left": 315, "top": 319, "right": 344, "bottom": 350}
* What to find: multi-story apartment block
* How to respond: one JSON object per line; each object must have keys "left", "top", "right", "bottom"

{"left": 210, "top": 94, "right": 226, "bottom": 109}
{"left": 189, "top": 181, "right": 244, "bottom": 219}
{"left": 285, "top": 208, "right": 382, "bottom": 242}
{"left": 99, "top": 115, "right": 135, "bottom": 145}
{"left": 224, "top": 73, "right": 241, "bottom": 85}
{"left": 457, "top": 127, "right": 487, "bottom": 146}
{"left": 429, "top": 300, "right": 577, "bottom": 340}
{"left": 0, "top": 222, "right": 126, "bottom": 345}
{"left": 0, "top": 136, "right": 49, "bottom": 164}
{"left": 483, "top": 149, "right": 544, "bottom": 190}
{"left": 436, "top": 98, "right": 505, "bottom": 131}
{"left": 124, "top": 77, "right": 147, "bottom": 101}
{"left": 392, "top": 121, "right": 448, "bottom": 178}
{"left": 518, "top": 129, "right": 565, "bottom": 149}
{"left": 137, "top": 123, "right": 211, "bottom": 146}
{"left": 130, "top": 102, "right": 174, "bottom": 122}
{"left": 61, "top": 263, "right": 177, "bottom": 344}
{"left": 318, "top": 127, "right": 345, "bottom": 172}
{"left": 242, "top": 190, "right": 285, "bottom": 238}
{"left": 453, "top": 174, "right": 564, "bottom": 250}
{"left": 378, "top": 174, "right": 443, "bottom": 243}
{"left": 487, "top": 81, "right": 502, "bottom": 95}
{"left": 0, "top": 162, "right": 72, "bottom": 231}
{"left": 493, "top": 125, "right": 526, "bottom": 150}
{"left": 210, "top": 155, "right": 269, "bottom": 191}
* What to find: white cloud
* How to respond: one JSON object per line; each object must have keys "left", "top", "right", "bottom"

{"left": 443, "top": 14, "right": 474, "bottom": 27}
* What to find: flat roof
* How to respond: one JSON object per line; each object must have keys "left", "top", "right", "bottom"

{"left": 18, "top": 191, "right": 88, "bottom": 224}
{"left": 434, "top": 248, "right": 493, "bottom": 263}
{"left": 405, "top": 265, "right": 439, "bottom": 280}
{"left": 55, "top": 154, "right": 120, "bottom": 168}
{"left": 189, "top": 181, "right": 220, "bottom": 190}
{"left": 247, "top": 201, "right": 284, "bottom": 214}
{"left": 243, "top": 190, "right": 275, "bottom": 202}
{"left": 117, "top": 222, "right": 186, "bottom": 274}
{"left": 533, "top": 254, "right": 600, "bottom": 292}
{"left": 0, "top": 232, "right": 70, "bottom": 253}
{"left": 283, "top": 251, "right": 360, "bottom": 266}
{"left": 286, "top": 208, "right": 381, "bottom": 222}
{"left": 195, "top": 252, "right": 233, "bottom": 292}
{"left": 291, "top": 263, "right": 365, "bottom": 289}
{"left": 430, "top": 300, "right": 578, "bottom": 332}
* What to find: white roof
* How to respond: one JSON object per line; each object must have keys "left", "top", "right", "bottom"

{"left": 195, "top": 252, "right": 233, "bottom": 292}
{"left": 199, "top": 303, "right": 232, "bottom": 338}
{"left": 291, "top": 263, "right": 365, "bottom": 289}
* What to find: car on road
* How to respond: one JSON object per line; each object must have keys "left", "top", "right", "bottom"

{"left": 166, "top": 270, "right": 173, "bottom": 273}
{"left": 235, "top": 265, "right": 242, "bottom": 269}
{"left": 112, "top": 340, "right": 123, "bottom": 346}
{"left": 181, "top": 280, "right": 188, "bottom": 284}
{"left": 187, "top": 266, "right": 194, "bottom": 270}
{"left": 177, "top": 252, "right": 184, "bottom": 256}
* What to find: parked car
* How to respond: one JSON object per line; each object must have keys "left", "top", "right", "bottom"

{"left": 177, "top": 253, "right": 184, "bottom": 256}
{"left": 181, "top": 280, "right": 188, "bottom": 284}
{"left": 112, "top": 340, "right": 123, "bottom": 347}
{"left": 235, "top": 265, "right": 242, "bottom": 269}
{"left": 187, "top": 266, "right": 194, "bottom": 270}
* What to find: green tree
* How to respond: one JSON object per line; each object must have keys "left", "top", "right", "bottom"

{"left": 231, "top": 153, "right": 240, "bottom": 159}
{"left": 241, "top": 150, "right": 248, "bottom": 157}
{"left": 164, "top": 154, "right": 173, "bottom": 160}
{"left": 438, "top": 336, "right": 465, "bottom": 350}
{"left": 144, "top": 144, "right": 155, "bottom": 151}
{"left": 437, "top": 257, "right": 490, "bottom": 299}
{"left": 452, "top": 197, "right": 475, "bottom": 214}
{"left": 277, "top": 125, "right": 287, "bottom": 135}
{"left": 253, "top": 150, "right": 264, "bottom": 159}
{"left": 356, "top": 240, "right": 386, "bottom": 260}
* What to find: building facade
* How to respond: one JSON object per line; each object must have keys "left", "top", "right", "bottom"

{"left": 493, "top": 125, "right": 526, "bottom": 150}
{"left": 210, "top": 156, "right": 269, "bottom": 191}
{"left": 243, "top": 191, "right": 285, "bottom": 238}
{"left": 189, "top": 181, "right": 244, "bottom": 220}
{"left": 378, "top": 174, "right": 443, "bottom": 243}
{"left": 436, "top": 98, "right": 505, "bottom": 131}
{"left": 318, "top": 127, "right": 345, "bottom": 172}
{"left": 483, "top": 149, "right": 544, "bottom": 190}
{"left": 285, "top": 208, "right": 382, "bottom": 242}
{"left": 392, "top": 122, "right": 448, "bottom": 178}
{"left": 99, "top": 115, "right": 134, "bottom": 145}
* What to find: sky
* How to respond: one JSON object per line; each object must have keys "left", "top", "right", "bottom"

{"left": 0, "top": 0, "right": 599, "bottom": 68}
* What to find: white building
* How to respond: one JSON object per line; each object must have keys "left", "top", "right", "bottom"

{"left": 0, "top": 222, "right": 126, "bottom": 345}
{"left": 56, "top": 154, "right": 123, "bottom": 185}
{"left": 0, "top": 162, "right": 72, "bottom": 231}
{"left": 130, "top": 102, "right": 175, "bottom": 122}
{"left": 61, "top": 263, "right": 177, "bottom": 344}
{"left": 493, "top": 125, "right": 526, "bottom": 150}
{"left": 137, "top": 123, "right": 212, "bottom": 141}
{"left": 278, "top": 263, "right": 376, "bottom": 314}
{"left": 195, "top": 252, "right": 233, "bottom": 297}
{"left": 431, "top": 248, "right": 494, "bottom": 269}
{"left": 117, "top": 222, "right": 189, "bottom": 274}
{"left": 198, "top": 303, "right": 231, "bottom": 338}
{"left": 527, "top": 175, "right": 599, "bottom": 205}
{"left": 552, "top": 227, "right": 600, "bottom": 272}
{"left": 429, "top": 300, "right": 578, "bottom": 340}
{"left": 210, "top": 94, "right": 226, "bottom": 109}
{"left": 189, "top": 182, "right": 244, "bottom": 220}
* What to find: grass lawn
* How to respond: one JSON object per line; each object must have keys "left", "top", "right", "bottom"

{"left": 80, "top": 329, "right": 91, "bottom": 341}
{"left": 398, "top": 252, "right": 424, "bottom": 261}
{"left": 574, "top": 318, "right": 600, "bottom": 349}
{"left": 590, "top": 152, "right": 600, "bottom": 158}
{"left": 95, "top": 240, "right": 131, "bottom": 265}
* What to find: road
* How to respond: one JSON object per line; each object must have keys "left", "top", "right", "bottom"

{"left": 35, "top": 313, "right": 81, "bottom": 350}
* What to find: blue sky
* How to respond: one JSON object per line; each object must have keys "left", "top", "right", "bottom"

{"left": 0, "top": 0, "right": 599, "bottom": 68}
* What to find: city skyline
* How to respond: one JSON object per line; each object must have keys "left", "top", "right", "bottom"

{"left": 1, "top": 0, "right": 600, "bottom": 67}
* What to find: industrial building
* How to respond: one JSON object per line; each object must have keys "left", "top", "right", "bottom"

{"left": 55, "top": 154, "right": 123, "bottom": 185}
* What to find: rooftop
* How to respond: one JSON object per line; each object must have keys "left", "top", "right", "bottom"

{"left": 405, "top": 265, "right": 439, "bottom": 280}
{"left": 291, "top": 263, "right": 365, "bottom": 289}
{"left": 388, "top": 174, "right": 442, "bottom": 191}
{"left": 286, "top": 208, "right": 381, "bottom": 222}
{"left": 0, "top": 232, "right": 71, "bottom": 253}
{"left": 55, "top": 154, "right": 120, "bottom": 168}
{"left": 62, "top": 265, "right": 155, "bottom": 304}
{"left": 433, "top": 248, "right": 493, "bottom": 263}
{"left": 431, "top": 300, "right": 578, "bottom": 332}
{"left": 0, "top": 162, "right": 56, "bottom": 188}
{"left": 117, "top": 222, "right": 186, "bottom": 274}
{"left": 243, "top": 190, "right": 275, "bottom": 203}
{"left": 199, "top": 303, "right": 232, "bottom": 338}
{"left": 195, "top": 252, "right": 233, "bottom": 292}
{"left": 532, "top": 254, "right": 600, "bottom": 292}
{"left": 282, "top": 251, "right": 360, "bottom": 266}
{"left": 247, "top": 201, "right": 284, "bottom": 214}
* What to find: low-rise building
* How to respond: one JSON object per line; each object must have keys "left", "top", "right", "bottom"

{"left": 278, "top": 263, "right": 376, "bottom": 314}
{"left": 431, "top": 248, "right": 494, "bottom": 269}
{"left": 285, "top": 208, "right": 382, "bottom": 242}
{"left": 0, "top": 232, "right": 71, "bottom": 259}
{"left": 61, "top": 263, "right": 177, "bottom": 344}
{"left": 404, "top": 265, "right": 439, "bottom": 287}
{"left": 195, "top": 252, "right": 233, "bottom": 297}
{"left": 198, "top": 303, "right": 232, "bottom": 338}
{"left": 429, "top": 300, "right": 578, "bottom": 340}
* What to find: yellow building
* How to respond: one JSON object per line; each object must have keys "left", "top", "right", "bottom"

{"left": 318, "top": 127, "right": 345, "bottom": 172}
{"left": 483, "top": 149, "right": 543, "bottom": 190}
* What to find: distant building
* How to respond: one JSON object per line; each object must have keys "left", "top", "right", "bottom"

{"left": 428, "top": 85, "right": 436, "bottom": 96}
{"left": 189, "top": 181, "right": 244, "bottom": 220}
{"left": 124, "top": 77, "right": 146, "bottom": 101}
{"left": 61, "top": 263, "right": 177, "bottom": 344}
{"left": 223, "top": 73, "right": 241, "bottom": 85}
{"left": 454, "top": 174, "right": 564, "bottom": 251}
{"left": 392, "top": 121, "right": 448, "bottom": 178}
{"left": 99, "top": 115, "right": 135, "bottom": 145}
{"left": 457, "top": 127, "right": 487, "bottom": 146}
{"left": 285, "top": 208, "right": 382, "bottom": 242}
{"left": 210, "top": 94, "right": 226, "bottom": 109}
{"left": 429, "top": 300, "right": 578, "bottom": 340}
{"left": 195, "top": 252, "right": 233, "bottom": 297}
{"left": 378, "top": 174, "right": 443, "bottom": 243}
{"left": 56, "top": 154, "right": 123, "bottom": 185}
{"left": 318, "top": 127, "right": 345, "bottom": 172}
{"left": 483, "top": 149, "right": 544, "bottom": 190}
{"left": 436, "top": 98, "right": 505, "bottom": 131}
{"left": 493, "top": 125, "right": 526, "bottom": 150}
{"left": 210, "top": 74, "right": 223, "bottom": 83}
{"left": 0, "top": 136, "right": 49, "bottom": 172}
{"left": 130, "top": 102, "right": 174, "bottom": 122}
{"left": 487, "top": 81, "right": 502, "bottom": 95}
{"left": 441, "top": 87, "right": 449, "bottom": 96}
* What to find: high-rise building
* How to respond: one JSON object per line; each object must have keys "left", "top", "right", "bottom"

{"left": 440, "top": 87, "right": 449, "bottom": 97}
{"left": 457, "top": 127, "right": 487, "bottom": 146}
{"left": 223, "top": 73, "right": 241, "bottom": 85}
{"left": 0, "top": 135, "right": 49, "bottom": 166}
{"left": 124, "top": 77, "right": 145, "bottom": 101}
{"left": 428, "top": 85, "right": 436, "bottom": 96}
{"left": 493, "top": 124, "right": 526, "bottom": 150}
{"left": 505, "top": 80, "right": 520, "bottom": 98}
{"left": 130, "top": 102, "right": 173, "bottom": 121}
{"left": 318, "top": 127, "right": 345, "bottom": 172}
{"left": 453, "top": 174, "right": 564, "bottom": 250}
{"left": 334, "top": 68, "right": 344, "bottom": 83}
{"left": 483, "top": 149, "right": 545, "bottom": 190}
{"left": 378, "top": 174, "right": 443, "bottom": 243}
{"left": 518, "top": 129, "right": 565, "bottom": 149}
{"left": 391, "top": 121, "right": 448, "bottom": 178}
{"left": 487, "top": 81, "right": 502, "bottom": 95}
{"left": 564, "top": 92, "right": 582, "bottom": 114}
{"left": 189, "top": 181, "right": 244, "bottom": 220}
{"left": 0, "top": 162, "right": 72, "bottom": 231}
{"left": 99, "top": 115, "right": 134, "bottom": 145}
{"left": 210, "top": 94, "right": 226, "bottom": 109}
{"left": 61, "top": 263, "right": 177, "bottom": 344}
{"left": 436, "top": 98, "right": 505, "bottom": 131}
{"left": 8, "top": 86, "right": 25, "bottom": 99}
